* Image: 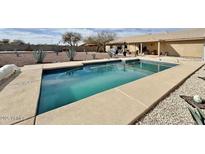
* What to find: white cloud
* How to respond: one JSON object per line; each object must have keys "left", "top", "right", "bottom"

{"left": 0, "top": 29, "right": 59, "bottom": 44}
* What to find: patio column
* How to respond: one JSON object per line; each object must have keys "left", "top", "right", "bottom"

{"left": 157, "top": 41, "right": 161, "bottom": 56}
{"left": 140, "top": 43, "right": 143, "bottom": 54}
{"left": 203, "top": 43, "right": 205, "bottom": 61}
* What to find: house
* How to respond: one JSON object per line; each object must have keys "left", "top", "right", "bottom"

{"left": 106, "top": 29, "right": 205, "bottom": 58}
{"left": 79, "top": 43, "right": 97, "bottom": 47}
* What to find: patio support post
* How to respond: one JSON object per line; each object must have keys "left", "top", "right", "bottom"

{"left": 140, "top": 43, "right": 143, "bottom": 54}
{"left": 203, "top": 43, "right": 205, "bottom": 61}
{"left": 157, "top": 41, "right": 161, "bottom": 56}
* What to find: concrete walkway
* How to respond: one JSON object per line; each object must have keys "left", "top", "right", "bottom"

{"left": 0, "top": 66, "right": 42, "bottom": 124}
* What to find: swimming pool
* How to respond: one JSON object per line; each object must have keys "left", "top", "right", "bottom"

{"left": 37, "top": 60, "right": 176, "bottom": 114}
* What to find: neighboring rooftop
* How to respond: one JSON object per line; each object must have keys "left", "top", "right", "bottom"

{"left": 109, "top": 28, "right": 205, "bottom": 44}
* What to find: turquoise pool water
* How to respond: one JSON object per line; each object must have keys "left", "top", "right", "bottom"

{"left": 37, "top": 60, "right": 176, "bottom": 114}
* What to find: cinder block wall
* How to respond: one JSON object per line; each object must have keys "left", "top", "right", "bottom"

{"left": 0, "top": 44, "right": 63, "bottom": 51}
{"left": 0, "top": 44, "right": 98, "bottom": 52}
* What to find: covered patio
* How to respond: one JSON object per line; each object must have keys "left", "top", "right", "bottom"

{"left": 107, "top": 40, "right": 162, "bottom": 56}
{"left": 132, "top": 41, "right": 162, "bottom": 56}
{"left": 107, "top": 29, "right": 205, "bottom": 59}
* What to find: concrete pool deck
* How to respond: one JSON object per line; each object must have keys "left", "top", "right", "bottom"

{"left": 0, "top": 57, "right": 204, "bottom": 125}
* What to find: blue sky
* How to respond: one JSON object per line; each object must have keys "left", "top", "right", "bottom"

{"left": 0, "top": 28, "right": 182, "bottom": 44}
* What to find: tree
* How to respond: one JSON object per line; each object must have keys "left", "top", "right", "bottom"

{"left": 11, "top": 39, "right": 25, "bottom": 45}
{"left": 62, "top": 32, "right": 82, "bottom": 46}
{"left": 98, "top": 31, "right": 116, "bottom": 52}
{"left": 84, "top": 31, "right": 116, "bottom": 52}
{"left": 2, "top": 39, "right": 10, "bottom": 44}
{"left": 84, "top": 36, "right": 101, "bottom": 52}
{"left": 62, "top": 32, "right": 82, "bottom": 61}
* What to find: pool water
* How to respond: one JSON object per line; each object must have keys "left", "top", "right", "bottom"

{"left": 37, "top": 60, "right": 176, "bottom": 114}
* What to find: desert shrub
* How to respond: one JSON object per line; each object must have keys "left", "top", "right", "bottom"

{"left": 91, "top": 53, "right": 96, "bottom": 59}
{"left": 66, "top": 47, "right": 76, "bottom": 61}
{"left": 32, "top": 50, "right": 46, "bottom": 63}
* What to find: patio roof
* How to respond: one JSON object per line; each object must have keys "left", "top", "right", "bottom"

{"left": 109, "top": 29, "right": 205, "bottom": 44}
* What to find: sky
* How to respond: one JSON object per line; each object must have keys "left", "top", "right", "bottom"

{"left": 0, "top": 28, "right": 182, "bottom": 45}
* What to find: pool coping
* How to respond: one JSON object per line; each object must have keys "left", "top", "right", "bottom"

{"left": 0, "top": 57, "right": 204, "bottom": 125}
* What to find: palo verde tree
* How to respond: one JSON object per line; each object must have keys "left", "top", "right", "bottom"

{"left": 62, "top": 32, "right": 82, "bottom": 61}
{"left": 84, "top": 31, "right": 116, "bottom": 52}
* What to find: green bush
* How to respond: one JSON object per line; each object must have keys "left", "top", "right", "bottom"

{"left": 32, "top": 50, "right": 46, "bottom": 63}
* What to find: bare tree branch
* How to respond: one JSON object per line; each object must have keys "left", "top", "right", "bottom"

{"left": 84, "top": 31, "right": 116, "bottom": 52}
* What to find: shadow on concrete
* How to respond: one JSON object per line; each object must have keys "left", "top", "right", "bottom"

{"left": 0, "top": 71, "right": 21, "bottom": 92}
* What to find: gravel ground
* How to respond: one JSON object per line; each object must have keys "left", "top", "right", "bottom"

{"left": 136, "top": 65, "right": 205, "bottom": 125}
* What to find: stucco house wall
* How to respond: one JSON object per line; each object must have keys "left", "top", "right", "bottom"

{"left": 161, "top": 40, "right": 204, "bottom": 57}
{"left": 127, "top": 44, "right": 136, "bottom": 52}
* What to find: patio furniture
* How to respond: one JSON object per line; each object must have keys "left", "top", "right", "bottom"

{"left": 107, "top": 49, "right": 117, "bottom": 58}
{"left": 138, "top": 52, "right": 145, "bottom": 56}
{"left": 180, "top": 95, "right": 205, "bottom": 109}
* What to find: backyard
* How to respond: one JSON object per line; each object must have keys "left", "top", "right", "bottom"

{"left": 0, "top": 29, "right": 205, "bottom": 125}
